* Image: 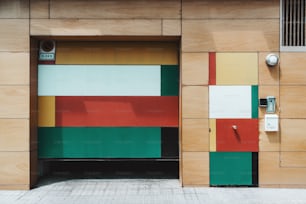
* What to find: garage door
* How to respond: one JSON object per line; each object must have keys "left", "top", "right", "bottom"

{"left": 37, "top": 41, "right": 179, "bottom": 159}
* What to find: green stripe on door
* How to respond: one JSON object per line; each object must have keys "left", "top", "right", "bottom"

{"left": 252, "top": 85, "right": 258, "bottom": 118}
{"left": 161, "top": 65, "right": 179, "bottom": 96}
{"left": 38, "top": 127, "right": 161, "bottom": 158}
{"left": 210, "top": 152, "right": 252, "bottom": 186}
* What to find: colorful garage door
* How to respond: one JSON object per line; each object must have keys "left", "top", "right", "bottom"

{"left": 209, "top": 53, "right": 258, "bottom": 186}
{"left": 38, "top": 41, "right": 179, "bottom": 159}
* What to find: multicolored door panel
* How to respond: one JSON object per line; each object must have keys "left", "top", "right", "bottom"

{"left": 209, "top": 52, "right": 259, "bottom": 186}
{"left": 38, "top": 42, "right": 179, "bottom": 159}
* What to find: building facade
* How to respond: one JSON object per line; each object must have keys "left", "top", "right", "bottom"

{"left": 1, "top": 0, "right": 306, "bottom": 190}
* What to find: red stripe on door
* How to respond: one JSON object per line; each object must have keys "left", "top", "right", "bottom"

{"left": 56, "top": 96, "right": 178, "bottom": 127}
{"left": 209, "top": 52, "right": 216, "bottom": 85}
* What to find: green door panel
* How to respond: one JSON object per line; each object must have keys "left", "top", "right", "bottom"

{"left": 38, "top": 127, "right": 161, "bottom": 158}
{"left": 161, "top": 65, "right": 179, "bottom": 96}
{"left": 210, "top": 152, "right": 252, "bottom": 186}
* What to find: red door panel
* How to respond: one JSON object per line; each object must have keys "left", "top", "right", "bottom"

{"left": 216, "top": 119, "right": 258, "bottom": 152}
{"left": 56, "top": 96, "right": 178, "bottom": 127}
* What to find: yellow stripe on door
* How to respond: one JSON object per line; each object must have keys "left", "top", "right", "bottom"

{"left": 56, "top": 42, "right": 179, "bottom": 65}
{"left": 38, "top": 96, "right": 55, "bottom": 127}
{"left": 209, "top": 119, "right": 216, "bottom": 152}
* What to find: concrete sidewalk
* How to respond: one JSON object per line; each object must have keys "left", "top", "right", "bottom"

{"left": 1, "top": 179, "right": 306, "bottom": 204}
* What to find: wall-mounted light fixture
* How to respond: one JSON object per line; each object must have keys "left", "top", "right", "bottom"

{"left": 265, "top": 53, "right": 279, "bottom": 67}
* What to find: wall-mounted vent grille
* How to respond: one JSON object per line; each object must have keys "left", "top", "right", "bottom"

{"left": 282, "top": 0, "right": 306, "bottom": 47}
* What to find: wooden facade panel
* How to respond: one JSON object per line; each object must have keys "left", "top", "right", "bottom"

{"left": 258, "top": 85, "right": 279, "bottom": 118}
{"left": 259, "top": 152, "right": 306, "bottom": 185}
{"left": 259, "top": 119, "right": 280, "bottom": 152}
{"left": 280, "top": 53, "right": 306, "bottom": 85}
{"left": 182, "top": 19, "right": 279, "bottom": 52}
{"left": 216, "top": 53, "right": 258, "bottom": 85}
{"left": 259, "top": 152, "right": 283, "bottom": 185}
{"left": 280, "top": 86, "right": 306, "bottom": 119}
{"left": 182, "top": 86, "right": 208, "bottom": 118}
{"left": 0, "top": 184, "right": 29, "bottom": 190}
{"left": 259, "top": 52, "right": 280, "bottom": 85}
{"left": 31, "top": 19, "right": 162, "bottom": 36}
{"left": 56, "top": 41, "right": 179, "bottom": 65}
{"left": 281, "top": 152, "right": 306, "bottom": 168}
{"left": 50, "top": 0, "right": 180, "bottom": 19}
{"left": 30, "top": 0, "right": 49, "bottom": 18}
{"left": 162, "top": 19, "right": 181, "bottom": 36}
{"left": 0, "top": 52, "right": 29, "bottom": 85}
{"left": 0, "top": 19, "right": 29, "bottom": 52}
{"left": 0, "top": 119, "right": 29, "bottom": 151}
{"left": 182, "top": 119, "right": 209, "bottom": 151}
{"left": 281, "top": 119, "right": 306, "bottom": 151}
{"left": 182, "top": 53, "right": 209, "bottom": 85}
{"left": 182, "top": 152, "right": 209, "bottom": 185}
{"left": 0, "top": 0, "right": 29, "bottom": 18}
{"left": 0, "top": 86, "right": 29, "bottom": 118}
{"left": 0, "top": 152, "right": 29, "bottom": 185}
{"left": 182, "top": 0, "right": 279, "bottom": 19}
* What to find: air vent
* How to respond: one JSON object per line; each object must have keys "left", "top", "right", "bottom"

{"left": 281, "top": 0, "right": 306, "bottom": 47}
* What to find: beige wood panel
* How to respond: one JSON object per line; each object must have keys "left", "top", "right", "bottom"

{"left": 259, "top": 152, "right": 306, "bottom": 185}
{"left": 182, "top": 53, "right": 208, "bottom": 85}
{"left": 182, "top": 0, "right": 279, "bottom": 19}
{"left": 0, "top": 184, "right": 29, "bottom": 190}
{"left": 0, "top": 152, "right": 29, "bottom": 185}
{"left": 0, "top": 52, "right": 29, "bottom": 85}
{"left": 280, "top": 86, "right": 306, "bottom": 119}
{"left": 50, "top": 0, "right": 180, "bottom": 19}
{"left": 182, "top": 86, "right": 208, "bottom": 118}
{"left": 281, "top": 119, "right": 306, "bottom": 151}
{"left": 259, "top": 52, "right": 280, "bottom": 85}
{"left": 182, "top": 19, "right": 279, "bottom": 52}
{"left": 162, "top": 19, "right": 181, "bottom": 36}
{"left": 182, "top": 152, "right": 209, "bottom": 185}
{"left": 31, "top": 19, "right": 161, "bottom": 36}
{"left": 30, "top": 0, "right": 49, "bottom": 18}
{"left": 182, "top": 119, "right": 209, "bottom": 151}
{"left": 0, "top": 0, "right": 29, "bottom": 18}
{"left": 0, "top": 20, "right": 29, "bottom": 52}
{"left": 259, "top": 152, "right": 281, "bottom": 185}
{"left": 0, "top": 119, "right": 29, "bottom": 151}
{"left": 56, "top": 41, "right": 179, "bottom": 65}
{"left": 0, "top": 86, "right": 29, "bottom": 118}
{"left": 258, "top": 85, "right": 279, "bottom": 118}
{"left": 259, "top": 119, "right": 280, "bottom": 152}
{"left": 280, "top": 53, "right": 306, "bottom": 85}
{"left": 281, "top": 152, "right": 306, "bottom": 168}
